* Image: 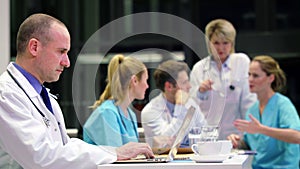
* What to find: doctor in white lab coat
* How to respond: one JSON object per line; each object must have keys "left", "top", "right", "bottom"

{"left": 190, "top": 19, "right": 256, "bottom": 139}
{"left": 0, "top": 13, "right": 153, "bottom": 169}
{"left": 142, "top": 60, "right": 207, "bottom": 147}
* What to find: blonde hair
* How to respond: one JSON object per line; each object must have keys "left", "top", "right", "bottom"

{"left": 112, "top": 57, "right": 146, "bottom": 105}
{"left": 205, "top": 19, "right": 236, "bottom": 55}
{"left": 91, "top": 55, "right": 146, "bottom": 109}
{"left": 91, "top": 54, "right": 125, "bottom": 109}
{"left": 252, "top": 55, "right": 286, "bottom": 92}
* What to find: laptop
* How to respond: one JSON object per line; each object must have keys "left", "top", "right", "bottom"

{"left": 114, "top": 106, "right": 196, "bottom": 163}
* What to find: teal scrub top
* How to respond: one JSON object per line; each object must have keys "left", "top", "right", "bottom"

{"left": 83, "top": 100, "right": 139, "bottom": 146}
{"left": 244, "top": 93, "right": 300, "bottom": 169}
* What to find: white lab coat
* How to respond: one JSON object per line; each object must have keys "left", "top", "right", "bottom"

{"left": 0, "top": 63, "right": 117, "bottom": 169}
{"left": 141, "top": 93, "right": 207, "bottom": 147}
{"left": 190, "top": 53, "right": 257, "bottom": 139}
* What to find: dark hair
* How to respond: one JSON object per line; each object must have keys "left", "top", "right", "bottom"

{"left": 154, "top": 60, "right": 189, "bottom": 92}
{"left": 16, "top": 13, "right": 66, "bottom": 55}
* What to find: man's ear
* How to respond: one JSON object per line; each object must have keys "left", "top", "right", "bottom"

{"left": 164, "top": 81, "right": 173, "bottom": 91}
{"left": 28, "top": 38, "right": 39, "bottom": 57}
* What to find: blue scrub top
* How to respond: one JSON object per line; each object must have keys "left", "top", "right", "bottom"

{"left": 244, "top": 93, "right": 300, "bottom": 169}
{"left": 83, "top": 100, "right": 139, "bottom": 146}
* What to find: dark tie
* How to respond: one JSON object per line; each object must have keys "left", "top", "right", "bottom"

{"left": 40, "top": 86, "right": 54, "bottom": 114}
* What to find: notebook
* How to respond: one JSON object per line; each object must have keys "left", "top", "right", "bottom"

{"left": 114, "top": 106, "right": 196, "bottom": 163}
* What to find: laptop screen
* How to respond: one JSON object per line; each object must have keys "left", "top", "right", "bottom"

{"left": 113, "top": 106, "right": 196, "bottom": 163}
{"left": 166, "top": 106, "right": 196, "bottom": 161}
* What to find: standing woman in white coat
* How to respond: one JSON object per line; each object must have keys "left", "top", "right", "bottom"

{"left": 190, "top": 19, "right": 256, "bottom": 139}
{"left": 0, "top": 13, "right": 153, "bottom": 169}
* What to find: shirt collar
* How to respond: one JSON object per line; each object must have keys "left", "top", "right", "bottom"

{"left": 166, "top": 100, "right": 175, "bottom": 116}
{"left": 13, "top": 63, "right": 42, "bottom": 94}
{"left": 210, "top": 55, "right": 232, "bottom": 70}
{"left": 222, "top": 56, "right": 232, "bottom": 70}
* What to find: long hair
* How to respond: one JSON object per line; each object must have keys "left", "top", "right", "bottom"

{"left": 91, "top": 55, "right": 146, "bottom": 109}
{"left": 111, "top": 56, "right": 146, "bottom": 105}
{"left": 90, "top": 54, "right": 125, "bottom": 109}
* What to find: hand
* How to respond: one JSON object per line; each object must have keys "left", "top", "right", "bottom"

{"left": 227, "top": 134, "right": 241, "bottom": 149}
{"left": 199, "top": 79, "right": 213, "bottom": 93}
{"left": 175, "top": 89, "right": 189, "bottom": 105}
{"left": 116, "top": 142, "right": 154, "bottom": 160}
{"left": 233, "top": 114, "right": 262, "bottom": 134}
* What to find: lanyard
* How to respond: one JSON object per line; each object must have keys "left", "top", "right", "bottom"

{"left": 7, "top": 70, "right": 51, "bottom": 127}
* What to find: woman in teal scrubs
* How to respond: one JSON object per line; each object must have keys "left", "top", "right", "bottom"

{"left": 228, "top": 55, "right": 300, "bottom": 169}
{"left": 83, "top": 54, "right": 149, "bottom": 146}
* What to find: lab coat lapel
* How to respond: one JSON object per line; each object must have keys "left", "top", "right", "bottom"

{"left": 7, "top": 63, "right": 66, "bottom": 145}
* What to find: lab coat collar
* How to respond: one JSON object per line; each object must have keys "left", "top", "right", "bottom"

{"left": 209, "top": 55, "right": 232, "bottom": 71}
{"left": 7, "top": 62, "right": 40, "bottom": 98}
{"left": 223, "top": 55, "right": 232, "bottom": 71}
{"left": 12, "top": 62, "right": 42, "bottom": 94}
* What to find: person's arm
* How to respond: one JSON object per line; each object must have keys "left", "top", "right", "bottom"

{"left": 185, "top": 97, "right": 207, "bottom": 127}
{"left": 0, "top": 82, "right": 117, "bottom": 168}
{"left": 142, "top": 103, "right": 184, "bottom": 137}
{"left": 141, "top": 96, "right": 186, "bottom": 148}
{"left": 258, "top": 125, "right": 300, "bottom": 144}
{"left": 234, "top": 114, "right": 300, "bottom": 144}
{"left": 190, "top": 61, "right": 210, "bottom": 100}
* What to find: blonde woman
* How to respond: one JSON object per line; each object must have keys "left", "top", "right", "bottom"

{"left": 83, "top": 55, "right": 149, "bottom": 146}
{"left": 190, "top": 19, "right": 256, "bottom": 139}
{"left": 228, "top": 55, "right": 300, "bottom": 169}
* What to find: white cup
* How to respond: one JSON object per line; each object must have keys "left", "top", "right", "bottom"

{"left": 219, "top": 140, "right": 233, "bottom": 154}
{"left": 191, "top": 140, "right": 232, "bottom": 155}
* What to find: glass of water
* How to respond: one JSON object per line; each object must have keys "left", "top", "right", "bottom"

{"left": 188, "top": 127, "right": 202, "bottom": 146}
{"left": 200, "top": 126, "right": 219, "bottom": 142}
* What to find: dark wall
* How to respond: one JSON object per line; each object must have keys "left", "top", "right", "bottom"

{"left": 10, "top": 0, "right": 300, "bottom": 131}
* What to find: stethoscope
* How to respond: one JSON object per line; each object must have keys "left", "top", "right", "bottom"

{"left": 203, "top": 56, "right": 235, "bottom": 93}
{"left": 7, "top": 69, "right": 53, "bottom": 128}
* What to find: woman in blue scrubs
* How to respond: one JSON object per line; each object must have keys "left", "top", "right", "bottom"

{"left": 228, "top": 55, "right": 300, "bottom": 169}
{"left": 83, "top": 54, "right": 149, "bottom": 146}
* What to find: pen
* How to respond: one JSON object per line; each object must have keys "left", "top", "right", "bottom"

{"left": 238, "top": 150, "right": 257, "bottom": 155}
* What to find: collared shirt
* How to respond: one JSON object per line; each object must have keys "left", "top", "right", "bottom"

{"left": 166, "top": 100, "right": 175, "bottom": 117}
{"left": 166, "top": 99, "right": 188, "bottom": 146}
{"left": 13, "top": 63, "right": 42, "bottom": 94}
{"left": 190, "top": 53, "right": 257, "bottom": 139}
{"left": 141, "top": 93, "right": 207, "bottom": 147}
{"left": 0, "top": 62, "right": 117, "bottom": 168}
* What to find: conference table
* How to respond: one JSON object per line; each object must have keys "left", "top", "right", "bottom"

{"left": 97, "top": 154, "right": 253, "bottom": 169}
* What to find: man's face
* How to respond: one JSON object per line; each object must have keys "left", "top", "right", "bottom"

{"left": 35, "top": 23, "right": 70, "bottom": 83}
{"left": 174, "top": 70, "right": 191, "bottom": 93}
